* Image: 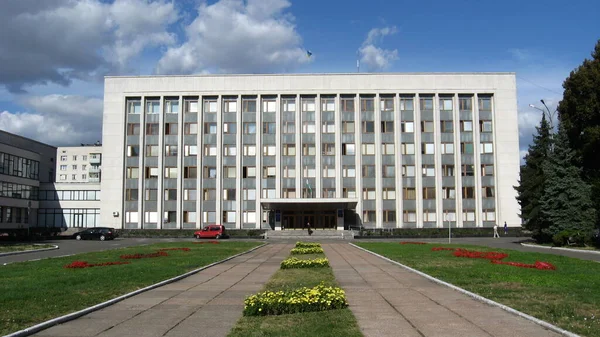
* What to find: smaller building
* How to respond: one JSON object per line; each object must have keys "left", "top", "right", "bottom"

{"left": 56, "top": 143, "right": 102, "bottom": 183}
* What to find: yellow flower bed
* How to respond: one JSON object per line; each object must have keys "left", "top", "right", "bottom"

{"left": 243, "top": 283, "right": 348, "bottom": 316}
{"left": 290, "top": 247, "right": 324, "bottom": 255}
{"left": 281, "top": 257, "right": 329, "bottom": 269}
{"left": 295, "top": 242, "right": 321, "bottom": 248}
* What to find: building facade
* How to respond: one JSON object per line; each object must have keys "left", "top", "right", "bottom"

{"left": 56, "top": 145, "right": 102, "bottom": 183}
{"left": 101, "top": 73, "right": 520, "bottom": 230}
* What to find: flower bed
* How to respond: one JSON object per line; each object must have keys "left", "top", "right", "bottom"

{"left": 453, "top": 248, "right": 509, "bottom": 260}
{"left": 290, "top": 247, "right": 325, "bottom": 255}
{"left": 400, "top": 242, "right": 427, "bottom": 245}
{"left": 193, "top": 241, "right": 220, "bottom": 244}
{"left": 491, "top": 260, "right": 556, "bottom": 270}
{"left": 431, "top": 247, "right": 556, "bottom": 271}
{"left": 431, "top": 247, "right": 457, "bottom": 251}
{"left": 64, "top": 261, "right": 130, "bottom": 269}
{"left": 158, "top": 247, "right": 191, "bottom": 252}
{"left": 120, "top": 251, "right": 169, "bottom": 259}
{"left": 243, "top": 283, "right": 348, "bottom": 316}
{"left": 295, "top": 242, "right": 321, "bottom": 248}
{"left": 281, "top": 257, "right": 329, "bottom": 269}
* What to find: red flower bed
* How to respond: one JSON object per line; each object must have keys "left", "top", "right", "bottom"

{"left": 64, "top": 260, "right": 130, "bottom": 269}
{"left": 491, "top": 260, "right": 556, "bottom": 270}
{"left": 400, "top": 242, "right": 427, "bottom": 245}
{"left": 431, "top": 247, "right": 457, "bottom": 251}
{"left": 453, "top": 249, "right": 509, "bottom": 261}
{"left": 158, "top": 247, "right": 191, "bottom": 252}
{"left": 431, "top": 247, "right": 556, "bottom": 271}
{"left": 120, "top": 251, "right": 169, "bottom": 259}
{"left": 193, "top": 241, "right": 220, "bottom": 244}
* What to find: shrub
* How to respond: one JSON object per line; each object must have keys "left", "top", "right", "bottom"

{"left": 295, "top": 242, "right": 321, "bottom": 248}
{"left": 281, "top": 257, "right": 329, "bottom": 269}
{"left": 290, "top": 247, "right": 324, "bottom": 255}
{"left": 243, "top": 283, "right": 348, "bottom": 316}
{"left": 552, "top": 230, "right": 587, "bottom": 247}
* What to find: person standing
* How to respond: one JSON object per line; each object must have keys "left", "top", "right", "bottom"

{"left": 307, "top": 222, "right": 312, "bottom": 236}
{"left": 503, "top": 221, "right": 508, "bottom": 235}
{"left": 493, "top": 223, "right": 500, "bottom": 238}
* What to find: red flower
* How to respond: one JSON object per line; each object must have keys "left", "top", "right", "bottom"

{"left": 64, "top": 260, "right": 130, "bottom": 269}
{"left": 453, "top": 249, "right": 509, "bottom": 260}
{"left": 431, "top": 247, "right": 457, "bottom": 251}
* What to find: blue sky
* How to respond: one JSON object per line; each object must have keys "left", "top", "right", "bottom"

{"left": 0, "top": 0, "right": 598, "bottom": 157}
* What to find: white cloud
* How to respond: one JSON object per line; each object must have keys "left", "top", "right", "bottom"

{"left": 0, "top": 95, "right": 103, "bottom": 146}
{"left": 155, "top": 0, "right": 310, "bottom": 75}
{"left": 358, "top": 26, "right": 398, "bottom": 72}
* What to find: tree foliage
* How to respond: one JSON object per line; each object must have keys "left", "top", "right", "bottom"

{"left": 558, "top": 39, "right": 600, "bottom": 226}
{"left": 515, "top": 115, "right": 552, "bottom": 238}
{"left": 539, "top": 124, "right": 596, "bottom": 237}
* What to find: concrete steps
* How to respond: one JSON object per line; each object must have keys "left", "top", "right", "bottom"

{"left": 265, "top": 229, "right": 354, "bottom": 240}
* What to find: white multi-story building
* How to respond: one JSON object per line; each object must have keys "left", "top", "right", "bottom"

{"left": 101, "top": 73, "right": 520, "bottom": 230}
{"left": 56, "top": 145, "right": 102, "bottom": 183}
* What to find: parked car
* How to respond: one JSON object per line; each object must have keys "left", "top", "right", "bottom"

{"left": 72, "top": 227, "right": 117, "bottom": 241}
{"left": 194, "top": 225, "right": 228, "bottom": 239}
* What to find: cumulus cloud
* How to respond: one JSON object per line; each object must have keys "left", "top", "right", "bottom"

{"left": 358, "top": 26, "right": 398, "bottom": 72}
{"left": 0, "top": 95, "right": 103, "bottom": 146}
{"left": 0, "top": 0, "right": 178, "bottom": 93}
{"left": 155, "top": 0, "right": 310, "bottom": 75}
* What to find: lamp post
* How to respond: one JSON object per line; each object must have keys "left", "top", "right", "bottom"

{"left": 529, "top": 100, "right": 558, "bottom": 130}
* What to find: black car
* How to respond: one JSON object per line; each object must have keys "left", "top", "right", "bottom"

{"left": 73, "top": 227, "right": 117, "bottom": 241}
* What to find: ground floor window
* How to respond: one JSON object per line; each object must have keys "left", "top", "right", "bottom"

{"left": 37, "top": 208, "right": 100, "bottom": 228}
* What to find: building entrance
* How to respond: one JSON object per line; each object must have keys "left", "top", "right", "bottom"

{"left": 281, "top": 210, "right": 336, "bottom": 230}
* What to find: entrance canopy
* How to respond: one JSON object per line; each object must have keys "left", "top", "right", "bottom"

{"left": 261, "top": 198, "right": 358, "bottom": 211}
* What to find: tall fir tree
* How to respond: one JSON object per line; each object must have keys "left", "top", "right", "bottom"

{"left": 515, "top": 115, "right": 552, "bottom": 238}
{"left": 539, "top": 123, "right": 596, "bottom": 237}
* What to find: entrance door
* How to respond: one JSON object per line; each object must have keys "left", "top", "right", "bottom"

{"left": 282, "top": 215, "right": 295, "bottom": 230}
{"left": 72, "top": 213, "right": 84, "bottom": 227}
{"left": 303, "top": 215, "right": 315, "bottom": 229}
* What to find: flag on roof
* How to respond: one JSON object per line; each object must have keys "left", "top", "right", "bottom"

{"left": 306, "top": 50, "right": 312, "bottom": 58}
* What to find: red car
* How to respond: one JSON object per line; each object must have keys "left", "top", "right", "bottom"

{"left": 194, "top": 225, "right": 228, "bottom": 239}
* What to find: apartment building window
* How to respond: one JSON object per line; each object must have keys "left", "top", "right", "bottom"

{"left": 128, "top": 100, "right": 141, "bottom": 114}
{"left": 184, "top": 189, "right": 197, "bottom": 201}
{"left": 380, "top": 97, "right": 394, "bottom": 111}
{"left": 403, "top": 211, "right": 416, "bottom": 222}
{"left": 164, "top": 189, "right": 177, "bottom": 201}
{"left": 82, "top": 165, "right": 87, "bottom": 170}
{"left": 480, "top": 143, "right": 494, "bottom": 154}
{"left": 262, "top": 99, "right": 276, "bottom": 113}
{"left": 224, "top": 100, "right": 237, "bottom": 113}
{"left": 145, "top": 167, "right": 158, "bottom": 179}
{"left": 302, "top": 144, "right": 316, "bottom": 156}
{"left": 423, "top": 187, "right": 436, "bottom": 199}
{"left": 342, "top": 143, "right": 355, "bottom": 155}
{"left": 363, "top": 210, "right": 376, "bottom": 223}
{"left": 224, "top": 145, "right": 237, "bottom": 156}
{"left": 441, "top": 143, "right": 454, "bottom": 154}
{"left": 81, "top": 174, "right": 86, "bottom": 180}
{"left": 422, "top": 165, "right": 435, "bottom": 177}
{"left": 82, "top": 155, "right": 87, "bottom": 161}
{"left": 243, "top": 145, "right": 256, "bottom": 156}
{"left": 263, "top": 145, "right": 276, "bottom": 156}
{"left": 302, "top": 121, "right": 316, "bottom": 133}
{"left": 442, "top": 187, "right": 456, "bottom": 199}
{"left": 322, "top": 188, "right": 335, "bottom": 198}
{"left": 362, "top": 121, "right": 375, "bottom": 133}
{"left": 382, "top": 188, "right": 396, "bottom": 200}
{"left": 342, "top": 121, "right": 355, "bottom": 133}
{"left": 482, "top": 186, "right": 495, "bottom": 198}
{"left": 282, "top": 144, "right": 296, "bottom": 156}
{"left": 184, "top": 211, "right": 197, "bottom": 223}
{"left": 478, "top": 96, "right": 492, "bottom": 111}
{"left": 383, "top": 165, "right": 395, "bottom": 178}
{"left": 203, "top": 211, "right": 216, "bottom": 223}
{"left": 400, "top": 97, "right": 414, "bottom": 110}
{"left": 71, "top": 165, "right": 77, "bottom": 170}
{"left": 463, "top": 210, "right": 476, "bottom": 222}
{"left": 282, "top": 121, "right": 295, "bottom": 134}
{"left": 242, "top": 99, "right": 257, "bottom": 113}
{"left": 441, "top": 121, "right": 453, "bottom": 133}
{"left": 323, "top": 166, "right": 335, "bottom": 178}
{"left": 223, "top": 166, "right": 236, "bottom": 178}
{"left": 127, "top": 123, "right": 140, "bottom": 135}
{"left": 184, "top": 145, "right": 198, "bottom": 156}
{"left": 262, "top": 188, "right": 275, "bottom": 199}
{"left": 383, "top": 210, "right": 396, "bottom": 222}
{"left": 203, "top": 166, "right": 217, "bottom": 179}
{"left": 342, "top": 165, "right": 355, "bottom": 178}
{"left": 423, "top": 211, "right": 436, "bottom": 222}
{"left": 461, "top": 164, "right": 474, "bottom": 176}
{"left": 243, "top": 211, "right": 256, "bottom": 223}
{"left": 243, "top": 189, "right": 256, "bottom": 200}
{"left": 341, "top": 97, "right": 355, "bottom": 112}
{"left": 461, "top": 142, "right": 474, "bottom": 154}
{"left": 381, "top": 143, "right": 395, "bottom": 155}
{"left": 222, "top": 211, "right": 235, "bottom": 223}
{"left": 165, "top": 167, "right": 178, "bottom": 179}
{"left": 462, "top": 186, "right": 475, "bottom": 199}
{"left": 127, "top": 145, "right": 139, "bottom": 157}
{"left": 381, "top": 121, "right": 394, "bottom": 133}
{"left": 223, "top": 189, "right": 236, "bottom": 200}
{"left": 164, "top": 99, "right": 179, "bottom": 114}
{"left": 146, "top": 101, "right": 160, "bottom": 114}
{"left": 361, "top": 143, "right": 375, "bottom": 155}
{"left": 483, "top": 209, "right": 496, "bottom": 221}
{"left": 204, "top": 144, "right": 217, "bottom": 156}
{"left": 401, "top": 122, "right": 414, "bottom": 133}
{"left": 343, "top": 188, "right": 356, "bottom": 198}
{"left": 321, "top": 97, "right": 335, "bottom": 111}
{"left": 185, "top": 100, "right": 198, "bottom": 113}
{"left": 204, "top": 122, "right": 217, "bottom": 134}
{"left": 459, "top": 96, "right": 472, "bottom": 111}
{"left": 165, "top": 145, "right": 178, "bottom": 157}
{"left": 204, "top": 100, "right": 217, "bottom": 113}
{"left": 71, "top": 174, "right": 77, "bottom": 180}
{"left": 362, "top": 165, "right": 375, "bottom": 178}
{"left": 241, "top": 166, "right": 256, "bottom": 178}
{"left": 460, "top": 121, "right": 473, "bottom": 132}
{"left": 480, "top": 120, "right": 493, "bottom": 133}
{"left": 126, "top": 167, "right": 139, "bottom": 179}
{"left": 184, "top": 166, "right": 197, "bottom": 179}
{"left": 481, "top": 164, "right": 494, "bottom": 176}
{"left": 125, "top": 189, "right": 138, "bottom": 201}
{"left": 145, "top": 189, "right": 157, "bottom": 201}
{"left": 243, "top": 122, "right": 256, "bottom": 134}
{"left": 401, "top": 143, "right": 415, "bottom": 155}
{"left": 203, "top": 188, "right": 216, "bottom": 201}
{"left": 421, "top": 121, "right": 434, "bottom": 133}
{"left": 263, "top": 122, "right": 276, "bottom": 134}
{"left": 440, "top": 97, "right": 453, "bottom": 111}
{"left": 303, "top": 166, "right": 316, "bottom": 178}
{"left": 60, "top": 165, "right": 67, "bottom": 171}
{"left": 302, "top": 98, "right": 316, "bottom": 112}
{"left": 402, "top": 165, "right": 415, "bottom": 177}
{"left": 282, "top": 166, "right": 295, "bottom": 178}
{"left": 420, "top": 97, "right": 433, "bottom": 110}
{"left": 282, "top": 98, "right": 296, "bottom": 112}
{"left": 219, "top": 122, "right": 235, "bottom": 134}
{"left": 146, "top": 123, "right": 159, "bottom": 135}
{"left": 442, "top": 165, "right": 455, "bottom": 177}
{"left": 360, "top": 97, "right": 374, "bottom": 113}
{"left": 145, "top": 145, "right": 158, "bottom": 157}
{"left": 263, "top": 166, "right": 276, "bottom": 178}
{"left": 59, "top": 174, "right": 67, "bottom": 180}
{"left": 60, "top": 155, "right": 67, "bottom": 161}
{"left": 184, "top": 123, "right": 198, "bottom": 135}
{"left": 422, "top": 143, "right": 434, "bottom": 154}
{"left": 322, "top": 121, "right": 335, "bottom": 134}
{"left": 403, "top": 188, "right": 416, "bottom": 200}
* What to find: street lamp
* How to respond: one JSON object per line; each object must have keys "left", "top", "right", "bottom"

{"left": 529, "top": 100, "right": 558, "bottom": 130}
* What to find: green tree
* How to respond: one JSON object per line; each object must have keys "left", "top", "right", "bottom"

{"left": 539, "top": 124, "right": 596, "bottom": 238}
{"left": 515, "top": 115, "right": 552, "bottom": 239}
{"left": 558, "top": 39, "right": 600, "bottom": 226}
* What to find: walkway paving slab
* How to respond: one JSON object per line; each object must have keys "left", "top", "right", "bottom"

{"left": 323, "top": 243, "right": 564, "bottom": 337}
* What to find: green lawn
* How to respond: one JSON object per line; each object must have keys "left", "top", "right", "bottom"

{"left": 356, "top": 242, "right": 600, "bottom": 337}
{"left": 0, "top": 241, "right": 261, "bottom": 336}
{"left": 228, "top": 251, "right": 362, "bottom": 337}
{"left": 0, "top": 244, "right": 55, "bottom": 253}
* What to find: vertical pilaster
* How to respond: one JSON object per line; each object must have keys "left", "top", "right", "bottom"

{"left": 138, "top": 95, "right": 146, "bottom": 229}
{"left": 453, "top": 94, "right": 463, "bottom": 228}
{"left": 215, "top": 95, "right": 223, "bottom": 227}
{"left": 335, "top": 94, "right": 342, "bottom": 198}
{"left": 176, "top": 95, "right": 183, "bottom": 229}
{"left": 157, "top": 96, "right": 164, "bottom": 229}
{"left": 255, "top": 94, "right": 262, "bottom": 228}
{"left": 374, "top": 93, "right": 382, "bottom": 228}
{"left": 394, "top": 94, "right": 402, "bottom": 228}
{"left": 473, "top": 94, "right": 483, "bottom": 227}
{"left": 315, "top": 94, "right": 322, "bottom": 198}
{"left": 354, "top": 93, "right": 362, "bottom": 225}
{"left": 235, "top": 95, "right": 242, "bottom": 229}
{"left": 414, "top": 94, "right": 422, "bottom": 228}
{"left": 434, "top": 93, "right": 442, "bottom": 228}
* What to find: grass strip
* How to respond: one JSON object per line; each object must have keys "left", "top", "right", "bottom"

{"left": 356, "top": 242, "right": 600, "bottom": 337}
{"left": 0, "top": 241, "right": 260, "bottom": 336}
{"left": 228, "top": 251, "right": 362, "bottom": 337}
{"left": 0, "top": 244, "right": 55, "bottom": 253}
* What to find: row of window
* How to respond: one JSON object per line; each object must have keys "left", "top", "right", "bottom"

{"left": 0, "top": 181, "right": 38, "bottom": 200}
{"left": 126, "top": 95, "right": 492, "bottom": 115}
{"left": 59, "top": 154, "right": 95, "bottom": 161}
{"left": 37, "top": 208, "right": 100, "bottom": 228}
{"left": 58, "top": 174, "right": 93, "bottom": 181}
{"left": 38, "top": 190, "right": 101, "bottom": 201}
{"left": 59, "top": 164, "right": 90, "bottom": 171}
{"left": 362, "top": 209, "right": 496, "bottom": 223}
{"left": 0, "top": 152, "right": 40, "bottom": 180}
{"left": 0, "top": 206, "right": 29, "bottom": 224}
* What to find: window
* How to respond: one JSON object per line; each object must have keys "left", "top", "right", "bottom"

{"left": 421, "top": 121, "right": 434, "bottom": 133}
{"left": 224, "top": 145, "right": 237, "bottom": 156}
{"left": 481, "top": 164, "right": 494, "bottom": 176}
{"left": 480, "top": 143, "right": 493, "bottom": 154}
{"left": 402, "top": 165, "right": 415, "bottom": 177}
{"left": 401, "top": 122, "right": 414, "bottom": 133}
{"left": 422, "top": 165, "right": 435, "bottom": 177}
{"left": 146, "top": 123, "right": 159, "bottom": 135}
{"left": 203, "top": 211, "right": 216, "bottom": 223}
{"left": 184, "top": 123, "right": 198, "bottom": 135}
{"left": 440, "top": 98, "right": 453, "bottom": 111}
{"left": 400, "top": 97, "right": 414, "bottom": 110}
{"left": 185, "top": 100, "right": 198, "bottom": 113}
{"left": 460, "top": 121, "right": 473, "bottom": 132}
{"left": 342, "top": 165, "right": 355, "bottom": 178}
{"left": 203, "top": 166, "right": 217, "bottom": 178}
{"left": 343, "top": 188, "right": 356, "bottom": 198}
{"left": 262, "top": 99, "right": 276, "bottom": 112}
{"left": 422, "top": 143, "right": 434, "bottom": 154}
{"left": 204, "top": 122, "right": 217, "bottom": 134}
{"left": 127, "top": 145, "right": 139, "bottom": 157}
{"left": 282, "top": 144, "right": 296, "bottom": 156}
{"left": 145, "top": 167, "right": 159, "bottom": 179}
{"left": 442, "top": 187, "right": 455, "bottom": 199}
{"left": 82, "top": 174, "right": 87, "bottom": 179}
{"left": 165, "top": 167, "right": 178, "bottom": 179}
{"left": 342, "top": 143, "right": 355, "bottom": 155}
{"left": 282, "top": 121, "right": 295, "bottom": 134}
{"left": 127, "top": 123, "right": 140, "bottom": 135}
{"left": 342, "top": 121, "right": 355, "bottom": 133}
{"left": 302, "top": 144, "right": 316, "bottom": 156}
{"left": 283, "top": 166, "right": 295, "bottom": 178}
{"left": 478, "top": 96, "right": 492, "bottom": 111}
{"left": 461, "top": 165, "right": 474, "bottom": 176}
{"left": 322, "top": 121, "right": 335, "bottom": 134}
{"left": 362, "top": 188, "right": 376, "bottom": 200}
{"left": 341, "top": 97, "right": 355, "bottom": 112}
{"left": 126, "top": 167, "right": 139, "bottom": 179}
{"left": 302, "top": 121, "right": 315, "bottom": 133}
{"left": 82, "top": 155, "right": 87, "bottom": 161}
{"left": 263, "top": 145, "right": 276, "bottom": 156}
{"left": 361, "top": 143, "right": 375, "bottom": 155}
{"left": 420, "top": 97, "right": 433, "bottom": 110}
{"left": 165, "top": 100, "right": 179, "bottom": 113}
{"left": 382, "top": 143, "right": 395, "bottom": 155}
{"left": 144, "top": 211, "right": 158, "bottom": 223}
{"left": 222, "top": 211, "right": 235, "bottom": 223}
{"left": 184, "top": 189, "right": 197, "bottom": 201}
{"left": 263, "top": 122, "right": 276, "bottom": 134}
{"left": 383, "top": 165, "right": 395, "bottom": 178}
{"left": 204, "top": 144, "right": 217, "bottom": 156}
{"left": 360, "top": 98, "right": 374, "bottom": 112}
{"left": 423, "top": 187, "right": 436, "bottom": 199}
{"left": 403, "top": 211, "right": 416, "bottom": 222}
{"left": 483, "top": 210, "right": 496, "bottom": 221}
{"left": 363, "top": 210, "right": 376, "bottom": 223}
{"left": 203, "top": 188, "right": 216, "bottom": 200}
{"left": 262, "top": 188, "right": 276, "bottom": 199}
{"left": 459, "top": 97, "right": 472, "bottom": 111}
{"left": 362, "top": 165, "right": 375, "bottom": 178}
{"left": 125, "top": 211, "right": 138, "bottom": 223}
{"left": 145, "top": 189, "right": 157, "bottom": 201}
{"left": 381, "top": 97, "right": 394, "bottom": 111}
{"left": 462, "top": 186, "right": 475, "bottom": 199}
{"left": 82, "top": 165, "right": 87, "bottom": 170}
{"left": 242, "top": 167, "right": 256, "bottom": 178}
{"left": 263, "top": 166, "right": 276, "bottom": 178}
{"left": 204, "top": 100, "right": 217, "bottom": 113}
{"left": 184, "top": 211, "right": 197, "bottom": 223}
{"left": 383, "top": 188, "right": 396, "bottom": 200}
{"left": 441, "top": 143, "right": 454, "bottom": 154}
{"left": 72, "top": 174, "right": 76, "bottom": 180}
{"left": 224, "top": 100, "right": 237, "bottom": 113}
{"left": 243, "top": 189, "right": 256, "bottom": 200}
{"left": 146, "top": 145, "right": 159, "bottom": 157}
{"left": 223, "top": 189, "right": 236, "bottom": 200}
{"left": 482, "top": 186, "right": 495, "bottom": 198}
{"left": 321, "top": 188, "right": 335, "bottom": 198}
{"left": 224, "top": 166, "right": 236, "bottom": 178}
{"left": 165, "top": 145, "right": 178, "bottom": 157}
{"left": 401, "top": 143, "right": 415, "bottom": 155}
{"left": 423, "top": 211, "right": 436, "bottom": 222}
{"left": 60, "top": 155, "right": 67, "bottom": 161}
{"left": 323, "top": 166, "right": 335, "bottom": 178}
{"left": 461, "top": 142, "right": 474, "bottom": 154}
{"left": 223, "top": 122, "right": 236, "bottom": 134}
{"left": 243, "top": 122, "right": 256, "bottom": 134}
{"left": 381, "top": 121, "right": 394, "bottom": 133}
{"left": 480, "top": 120, "right": 493, "bottom": 133}
{"left": 403, "top": 188, "right": 416, "bottom": 200}
{"left": 128, "top": 100, "right": 141, "bottom": 114}
{"left": 184, "top": 145, "right": 198, "bottom": 156}
{"left": 60, "top": 165, "right": 67, "bottom": 171}
{"left": 282, "top": 98, "right": 296, "bottom": 112}
{"left": 243, "top": 145, "right": 256, "bottom": 156}
{"left": 441, "top": 121, "right": 454, "bottom": 133}
{"left": 59, "top": 174, "right": 67, "bottom": 180}
{"left": 146, "top": 100, "right": 160, "bottom": 114}
{"left": 362, "top": 121, "right": 375, "bottom": 133}
{"left": 243, "top": 211, "right": 256, "bottom": 223}
{"left": 321, "top": 98, "right": 335, "bottom": 111}
{"left": 302, "top": 98, "right": 316, "bottom": 112}
{"left": 442, "top": 165, "right": 455, "bottom": 177}
{"left": 463, "top": 210, "right": 476, "bottom": 222}
{"left": 184, "top": 166, "right": 197, "bottom": 179}
{"left": 164, "top": 189, "right": 177, "bottom": 201}
{"left": 303, "top": 166, "right": 316, "bottom": 178}
{"left": 242, "top": 99, "right": 257, "bottom": 113}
